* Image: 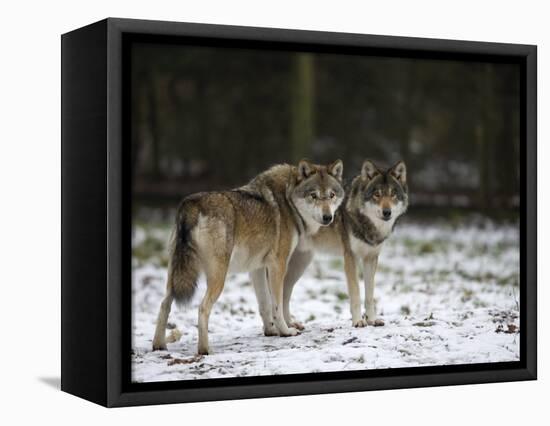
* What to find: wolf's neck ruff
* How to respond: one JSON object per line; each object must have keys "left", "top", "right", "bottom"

{"left": 344, "top": 207, "right": 389, "bottom": 247}
{"left": 285, "top": 181, "right": 307, "bottom": 236}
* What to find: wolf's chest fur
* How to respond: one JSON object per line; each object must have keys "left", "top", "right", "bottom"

{"left": 349, "top": 234, "right": 383, "bottom": 259}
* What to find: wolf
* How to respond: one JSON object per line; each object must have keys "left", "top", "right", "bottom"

{"left": 255, "top": 160, "right": 408, "bottom": 331}
{"left": 151, "top": 159, "right": 345, "bottom": 354}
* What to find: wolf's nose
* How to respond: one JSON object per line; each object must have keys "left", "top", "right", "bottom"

{"left": 322, "top": 214, "right": 333, "bottom": 224}
{"left": 382, "top": 208, "right": 392, "bottom": 219}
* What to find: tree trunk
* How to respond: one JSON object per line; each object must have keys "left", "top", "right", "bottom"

{"left": 289, "top": 54, "right": 315, "bottom": 162}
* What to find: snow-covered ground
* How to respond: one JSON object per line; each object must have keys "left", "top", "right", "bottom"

{"left": 131, "top": 217, "right": 520, "bottom": 383}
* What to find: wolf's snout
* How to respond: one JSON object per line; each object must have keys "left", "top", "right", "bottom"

{"left": 322, "top": 214, "right": 333, "bottom": 225}
{"left": 382, "top": 208, "right": 392, "bottom": 220}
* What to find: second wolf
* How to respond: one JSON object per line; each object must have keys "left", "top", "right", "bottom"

{"left": 152, "top": 160, "right": 345, "bottom": 354}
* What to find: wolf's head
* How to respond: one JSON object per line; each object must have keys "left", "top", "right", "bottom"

{"left": 291, "top": 159, "right": 345, "bottom": 229}
{"left": 348, "top": 160, "right": 408, "bottom": 228}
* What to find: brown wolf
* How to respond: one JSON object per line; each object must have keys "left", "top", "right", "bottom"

{"left": 256, "top": 160, "right": 408, "bottom": 330}
{"left": 152, "top": 160, "right": 345, "bottom": 354}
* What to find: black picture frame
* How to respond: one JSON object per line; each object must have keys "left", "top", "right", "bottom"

{"left": 61, "top": 17, "right": 537, "bottom": 407}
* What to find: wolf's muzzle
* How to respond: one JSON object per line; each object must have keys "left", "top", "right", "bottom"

{"left": 382, "top": 208, "right": 392, "bottom": 220}
{"left": 322, "top": 214, "right": 333, "bottom": 225}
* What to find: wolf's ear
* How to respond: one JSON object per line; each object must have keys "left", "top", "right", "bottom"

{"left": 361, "top": 160, "right": 380, "bottom": 182}
{"left": 389, "top": 161, "right": 407, "bottom": 185}
{"left": 298, "top": 159, "right": 315, "bottom": 180}
{"left": 328, "top": 159, "right": 343, "bottom": 181}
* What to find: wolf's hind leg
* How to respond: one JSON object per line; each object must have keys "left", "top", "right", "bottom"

{"left": 152, "top": 291, "right": 174, "bottom": 351}
{"left": 198, "top": 262, "right": 228, "bottom": 355}
{"left": 283, "top": 250, "right": 313, "bottom": 330}
{"left": 251, "top": 268, "right": 278, "bottom": 336}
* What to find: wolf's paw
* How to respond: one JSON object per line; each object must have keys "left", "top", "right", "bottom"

{"left": 366, "top": 318, "right": 385, "bottom": 327}
{"left": 264, "top": 325, "right": 279, "bottom": 336}
{"left": 352, "top": 318, "right": 368, "bottom": 328}
{"left": 198, "top": 346, "right": 210, "bottom": 355}
{"left": 280, "top": 327, "right": 299, "bottom": 337}
{"left": 152, "top": 341, "right": 167, "bottom": 351}
{"left": 289, "top": 321, "right": 305, "bottom": 331}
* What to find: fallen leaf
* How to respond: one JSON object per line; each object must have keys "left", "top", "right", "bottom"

{"left": 505, "top": 323, "right": 519, "bottom": 334}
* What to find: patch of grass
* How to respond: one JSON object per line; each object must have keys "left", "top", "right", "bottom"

{"left": 133, "top": 220, "right": 172, "bottom": 233}
{"left": 158, "top": 256, "right": 169, "bottom": 267}
{"left": 455, "top": 269, "right": 519, "bottom": 286}
{"left": 496, "top": 274, "right": 519, "bottom": 287}
{"left": 461, "top": 289, "right": 474, "bottom": 303}
{"left": 419, "top": 241, "right": 436, "bottom": 254}
{"left": 473, "top": 299, "right": 488, "bottom": 308}
{"left": 401, "top": 237, "right": 449, "bottom": 256}
{"left": 437, "top": 269, "right": 453, "bottom": 280}
{"left": 395, "top": 282, "right": 413, "bottom": 293}
{"left": 329, "top": 258, "right": 344, "bottom": 270}
{"left": 133, "top": 235, "right": 165, "bottom": 260}
{"left": 335, "top": 291, "right": 349, "bottom": 301}
{"left": 464, "top": 240, "right": 517, "bottom": 258}
{"left": 376, "top": 264, "right": 392, "bottom": 274}
{"left": 133, "top": 234, "right": 169, "bottom": 267}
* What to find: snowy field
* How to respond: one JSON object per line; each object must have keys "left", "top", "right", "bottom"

{"left": 131, "top": 216, "right": 520, "bottom": 383}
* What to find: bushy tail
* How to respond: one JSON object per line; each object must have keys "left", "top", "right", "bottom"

{"left": 168, "top": 209, "right": 200, "bottom": 307}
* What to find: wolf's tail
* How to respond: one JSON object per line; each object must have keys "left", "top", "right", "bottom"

{"left": 168, "top": 207, "right": 200, "bottom": 306}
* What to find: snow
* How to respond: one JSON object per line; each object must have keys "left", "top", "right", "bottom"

{"left": 131, "top": 218, "right": 520, "bottom": 383}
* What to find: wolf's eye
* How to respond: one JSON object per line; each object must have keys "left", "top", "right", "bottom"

{"left": 329, "top": 192, "right": 335, "bottom": 199}
{"left": 390, "top": 189, "right": 397, "bottom": 198}
{"left": 310, "top": 193, "right": 318, "bottom": 200}
{"left": 373, "top": 190, "right": 381, "bottom": 199}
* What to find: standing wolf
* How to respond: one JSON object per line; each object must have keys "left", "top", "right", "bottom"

{"left": 256, "top": 160, "right": 408, "bottom": 331}
{"left": 152, "top": 160, "right": 345, "bottom": 354}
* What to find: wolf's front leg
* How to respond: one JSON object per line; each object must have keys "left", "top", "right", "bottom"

{"left": 344, "top": 251, "right": 366, "bottom": 327}
{"left": 250, "top": 268, "right": 279, "bottom": 336}
{"left": 282, "top": 250, "right": 313, "bottom": 330}
{"left": 268, "top": 262, "right": 298, "bottom": 336}
{"left": 363, "top": 255, "right": 383, "bottom": 326}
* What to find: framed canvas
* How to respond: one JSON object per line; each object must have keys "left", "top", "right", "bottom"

{"left": 61, "top": 18, "right": 537, "bottom": 407}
